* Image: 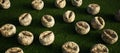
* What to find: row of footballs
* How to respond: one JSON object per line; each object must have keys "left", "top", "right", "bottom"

{"left": 0, "top": 0, "right": 101, "bottom": 15}
{"left": 5, "top": 42, "right": 109, "bottom": 53}
{"left": 0, "top": 0, "right": 82, "bottom": 10}
{"left": 0, "top": 0, "right": 99, "bottom": 15}
{"left": 0, "top": 0, "right": 100, "bottom": 17}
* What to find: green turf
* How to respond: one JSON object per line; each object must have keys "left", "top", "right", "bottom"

{"left": 0, "top": 0, "right": 120, "bottom": 53}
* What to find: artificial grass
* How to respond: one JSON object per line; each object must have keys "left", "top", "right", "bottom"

{"left": 0, "top": 0, "right": 120, "bottom": 53}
